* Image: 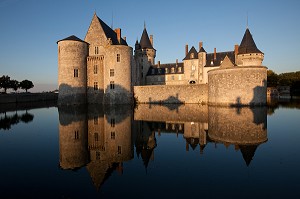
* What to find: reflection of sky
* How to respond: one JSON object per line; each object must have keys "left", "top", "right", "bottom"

{"left": 0, "top": 106, "right": 299, "bottom": 198}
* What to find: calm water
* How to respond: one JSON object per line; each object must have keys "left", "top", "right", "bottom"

{"left": 0, "top": 100, "right": 300, "bottom": 199}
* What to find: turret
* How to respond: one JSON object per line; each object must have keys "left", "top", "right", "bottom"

{"left": 236, "top": 28, "right": 264, "bottom": 66}
{"left": 198, "top": 41, "right": 207, "bottom": 83}
{"left": 57, "top": 35, "right": 88, "bottom": 105}
{"left": 134, "top": 25, "right": 156, "bottom": 85}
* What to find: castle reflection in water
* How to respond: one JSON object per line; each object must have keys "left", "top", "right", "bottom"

{"left": 58, "top": 104, "right": 267, "bottom": 190}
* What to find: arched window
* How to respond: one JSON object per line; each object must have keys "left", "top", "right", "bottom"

{"left": 191, "top": 53, "right": 194, "bottom": 59}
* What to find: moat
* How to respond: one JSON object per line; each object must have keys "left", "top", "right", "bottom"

{"left": 0, "top": 100, "right": 299, "bottom": 198}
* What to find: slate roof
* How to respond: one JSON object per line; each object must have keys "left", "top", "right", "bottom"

{"left": 238, "top": 28, "right": 262, "bottom": 54}
{"left": 183, "top": 46, "right": 198, "bottom": 60}
{"left": 140, "top": 28, "right": 154, "bottom": 49}
{"left": 199, "top": 46, "right": 206, "bottom": 53}
{"left": 57, "top": 35, "right": 88, "bottom": 44}
{"left": 205, "top": 51, "right": 236, "bottom": 67}
{"left": 97, "top": 16, "right": 128, "bottom": 46}
{"left": 146, "top": 62, "right": 184, "bottom": 76}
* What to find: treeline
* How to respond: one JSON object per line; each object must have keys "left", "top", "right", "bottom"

{"left": 267, "top": 70, "right": 300, "bottom": 96}
{"left": 0, "top": 111, "right": 34, "bottom": 130}
{"left": 0, "top": 75, "right": 34, "bottom": 93}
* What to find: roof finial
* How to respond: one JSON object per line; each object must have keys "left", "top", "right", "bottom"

{"left": 246, "top": 11, "right": 249, "bottom": 29}
{"left": 111, "top": 11, "right": 114, "bottom": 29}
{"left": 144, "top": 20, "right": 146, "bottom": 29}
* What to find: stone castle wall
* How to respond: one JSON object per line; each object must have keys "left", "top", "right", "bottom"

{"left": 58, "top": 40, "right": 88, "bottom": 105}
{"left": 208, "top": 66, "right": 267, "bottom": 106}
{"left": 134, "top": 84, "right": 208, "bottom": 104}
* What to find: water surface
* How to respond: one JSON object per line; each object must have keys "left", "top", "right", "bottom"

{"left": 0, "top": 101, "right": 299, "bottom": 198}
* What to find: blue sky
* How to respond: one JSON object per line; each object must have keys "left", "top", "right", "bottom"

{"left": 0, "top": 0, "right": 299, "bottom": 92}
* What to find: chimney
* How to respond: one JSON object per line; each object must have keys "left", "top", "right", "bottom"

{"left": 199, "top": 41, "right": 203, "bottom": 50}
{"left": 214, "top": 48, "right": 217, "bottom": 60}
{"left": 123, "top": 36, "right": 126, "bottom": 41}
{"left": 150, "top": 35, "right": 153, "bottom": 47}
{"left": 176, "top": 59, "right": 178, "bottom": 66}
{"left": 158, "top": 61, "right": 160, "bottom": 67}
{"left": 185, "top": 44, "right": 188, "bottom": 56}
{"left": 234, "top": 44, "right": 239, "bottom": 56}
{"left": 114, "top": 28, "right": 121, "bottom": 43}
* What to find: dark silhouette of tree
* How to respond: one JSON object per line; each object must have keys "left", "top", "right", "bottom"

{"left": 267, "top": 70, "right": 278, "bottom": 87}
{"left": 20, "top": 112, "right": 34, "bottom": 123}
{"left": 0, "top": 75, "right": 11, "bottom": 93}
{"left": 20, "top": 80, "right": 34, "bottom": 92}
{"left": 10, "top": 80, "right": 19, "bottom": 92}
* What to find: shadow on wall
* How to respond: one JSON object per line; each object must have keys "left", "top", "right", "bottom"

{"left": 58, "top": 83, "right": 133, "bottom": 105}
{"left": 148, "top": 93, "right": 184, "bottom": 104}
{"left": 232, "top": 79, "right": 267, "bottom": 107}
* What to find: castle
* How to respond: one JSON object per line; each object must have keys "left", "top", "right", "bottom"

{"left": 57, "top": 13, "right": 267, "bottom": 106}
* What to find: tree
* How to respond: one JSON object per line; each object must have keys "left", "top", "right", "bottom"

{"left": 267, "top": 70, "right": 278, "bottom": 87}
{"left": 19, "top": 80, "right": 34, "bottom": 92}
{"left": 0, "top": 75, "right": 11, "bottom": 93}
{"left": 10, "top": 80, "right": 19, "bottom": 92}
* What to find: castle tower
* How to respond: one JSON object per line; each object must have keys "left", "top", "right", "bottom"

{"left": 84, "top": 13, "right": 133, "bottom": 104}
{"left": 134, "top": 25, "right": 156, "bottom": 85}
{"left": 183, "top": 46, "right": 199, "bottom": 84}
{"left": 236, "top": 28, "right": 264, "bottom": 66}
{"left": 57, "top": 35, "right": 88, "bottom": 105}
{"left": 198, "top": 42, "right": 207, "bottom": 83}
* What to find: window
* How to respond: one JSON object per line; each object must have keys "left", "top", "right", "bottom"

{"left": 171, "top": 75, "right": 174, "bottom": 80}
{"left": 94, "top": 82, "right": 98, "bottom": 90}
{"left": 178, "top": 67, "right": 182, "bottom": 73}
{"left": 179, "top": 75, "right": 182, "bottom": 80}
{"left": 117, "top": 54, "right": 120, "bottom": 62}
{"left": 74, "top": 69, "right": 78, "bottom": 77}
{"left": 94, "top": 65, "right": 98, "bottom": 74}
{"left": 171, "top": 67, "right": 175, "bottom": 73}
{"left": 94, "top": 117, "right": 98, "bottom": 125}
{"left": 110, "top": 81, "right": 115, "bottom": 89}
{"left": 210, "top": 60, "right": 214, "bottom": 66}
{"left": 118, "top": 146, "right": 122, "bottom": 154}
{"left": 96, "top": 151, "right": 100, "bottom": 160}
{"left": 191, "top": 53, "right": 194, "bottom": 59}
{"left": 94, "top": 133, "right": 98, "bottom": 142}
{"left": 158, "top": 69, "right": 161, "bottom": 74}
{"left": 110, "top": 69, "right": 114, "bottom": 77}
{"left": 191, "top": 65, "right": 196, "bottom": 71}
{"left": 111, "top": 131, "right": 115, "bottom": 139}
{"left": 74, "top": 130, "right": 79, "bottom": 139}
{"left": 95, "top": 46, "right": 99, "bottom": 54}
{"left": 165, "top": 68, "right": 168, "bottom": 73}
{"left": 111, "top": 118, "right": 115, "bottom": 127}
{"left": 141, "top": 72, "right": 143, "bottom": 78}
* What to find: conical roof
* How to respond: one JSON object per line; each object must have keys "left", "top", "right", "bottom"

{"left": 57, "top": 35, "right": 88, "bottom": 44}
{"left": 238, "top": 28, "right": 262, "bottom": 54}
{"left": 140, "top": 28, "right": 153, "bottom": 49}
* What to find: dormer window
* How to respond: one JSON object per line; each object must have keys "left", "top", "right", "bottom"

{"left": 171, "top": 67, "right": 175, "bottom": 73}
{"left": 191, "top": 53, "right": 194, "bottom": 59}
{"left": 158, "top": 69, "right": 161, "bottom": 74}
{"left": 178, "top": 67, "right": 182, "bottom": 73}
{"left": 210, "top": 60, "right": 214, "bottom": 66}
{"left": 165, "top": 68, "right": 168, "bottom": 73}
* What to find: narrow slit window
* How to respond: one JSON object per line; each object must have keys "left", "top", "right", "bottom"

{"left": 110, "top": 69, "right": 114, "bottom": 77}
{"left": 94, "top": 82, "right": 98, "bottom": 90}
{"left": 74, "top": 69, "right": 78, "bottom": 77}
{"left": 110, "top": 81, "right": 115, "bottom": 89}
{"left": 94, "top": 65, "right": 98, "bottom": 74}
{"left": 117, "top": 54, "right": 120, "bottom": 62}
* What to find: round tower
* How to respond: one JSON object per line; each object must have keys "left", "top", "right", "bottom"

{"left": 57, "top": 35, "right": 88, "bottom": 105}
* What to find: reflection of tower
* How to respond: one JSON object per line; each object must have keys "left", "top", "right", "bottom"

{"left": 135, "top": 121, "right": 157, "bottom": 169}
{"left": 86, "top": 105, "right": 133, "bottom": 190}
{"left": 184, "top": 121, "right": 208, "bottom": 154}
{"left": 58, "top": 105, "right": 89, "bottom": 169}
{"left": 208, "top": 106, "right": 267, "bottom": 166}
